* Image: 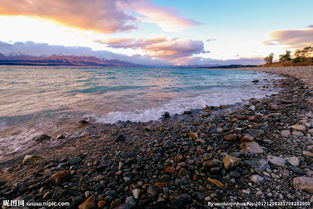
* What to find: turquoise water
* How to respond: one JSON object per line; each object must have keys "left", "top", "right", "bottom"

{"left": 0, "top": 66, "right": 280, "bottom": 157}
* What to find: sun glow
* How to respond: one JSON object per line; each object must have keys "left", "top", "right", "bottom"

{"left": 0, "top": 15, "right": 98, "bottom": 47}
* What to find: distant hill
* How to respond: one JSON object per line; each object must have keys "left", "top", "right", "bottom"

{"left": 0, "top": 54, "right": 142, "bottom": 67}
{"left": 260, "top": 57, "right": 313, "bottom": 67}
{"left": 178, "top": 64, "right": 257, "bottom": 69}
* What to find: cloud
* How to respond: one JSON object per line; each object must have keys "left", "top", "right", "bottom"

{"left": 97, "top": 37, "right": 207, "bottom": 63}
{"left": 207, "top": 38, "right": 216, "bottom": 42}
{"left": 186, "top": 57, "right": 264, "bottom": 66}
{"left": 0, "top": 0, "right": 198, "bottom": 33}
{"left": 0, "top": 41, "right": 168, "bottom": 65}
{"left": 264, "top": 27, "right": 313, "bottom": 48}
{"left": 0, "top": 41, "right": 263, "bottom": 66}
{"left": 129, "top": 0, "right": 199, "bottom": 31}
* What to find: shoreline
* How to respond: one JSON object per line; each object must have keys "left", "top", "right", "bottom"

{"left": 1, "top": 67, "right": 313, "bottom": 208}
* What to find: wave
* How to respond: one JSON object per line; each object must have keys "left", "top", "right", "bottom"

{"left": 94, "top": 87, "right": 278, "bottom": 124}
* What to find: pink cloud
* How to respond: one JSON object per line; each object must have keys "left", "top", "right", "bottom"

{"left": 264, "top": 27, "right": 313, "bottom": 48}
{"left": 97, "top": 37, "right": 206, "bottom": 63}
{"left": 129, "top": 0, "right": 199, "bottom": 31}
{"left": 0, "top": 0, "right": 198, "bottom": 33}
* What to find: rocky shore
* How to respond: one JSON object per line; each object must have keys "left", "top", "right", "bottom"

{"left": 1, "top": 73, "right": 313, "bottom": 208}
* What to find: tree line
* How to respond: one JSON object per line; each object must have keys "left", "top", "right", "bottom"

{"left": 264, "top": 46, "right": 313, "bottom": 64}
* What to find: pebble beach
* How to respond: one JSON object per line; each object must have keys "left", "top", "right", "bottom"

{"left": 1, "top": 67, "right": 313, "bottom": 209}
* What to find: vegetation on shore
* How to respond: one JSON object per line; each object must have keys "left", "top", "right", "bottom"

{"left": 262, "top": 46, "right": 313, "bottom": 67}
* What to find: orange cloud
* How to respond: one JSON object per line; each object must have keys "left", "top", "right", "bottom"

{"left": 264, "top": 27, "right": 313, "bottom": 48}
{"left": 97, "top": 37, "right": 206, "bottom": 62}
{"left": 0, "top": 0, "right": 198, "bottom": 33}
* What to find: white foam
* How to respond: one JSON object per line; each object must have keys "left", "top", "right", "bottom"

{"left": 95, "top": 86, "right": 279, "bottom": 124}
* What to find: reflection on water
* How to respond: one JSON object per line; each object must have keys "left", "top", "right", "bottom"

{"left": 0, "top": 66, "right": 281, "bottom": 158}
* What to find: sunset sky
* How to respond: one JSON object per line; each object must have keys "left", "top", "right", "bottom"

{"left": 0, "top": 0, "right": 312, "bottom": 65}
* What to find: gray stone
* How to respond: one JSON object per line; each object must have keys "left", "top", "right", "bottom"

{"left": 281, "top": 130, "right": 291, "bottom": 137}
{"left": 244, "top": 159, "right": 269, "bottom": 172}
{"left": 247, "top": 129, "right": 265, "bottom": 137}
{"left": 147, "top": 184, "right": 159, "bottom": 197}
{"left": 292, "top": 131, "right": 304, "bottom": 137}
{"left": 125, "top": 196, "right": 136, "bottom": 208}
{"left": 163, "top": 139, "right": 174, "bottom": 148}
{"left": 250, "top": 175, "right": 265, "bottom": 183}
{"left": 69, "top": 157, "right": 82, "bottom": 165}
{"left": 132, "top": 189, "right": 140, "bottom": 199}
{"left": 285, "top": 156, "right": 300, "bottom": 167}
{"left": 267, "top": 155, "right": 286, "bottom": 167}
{"left": 34, "top": 134, "right": 51, "bottom": 142}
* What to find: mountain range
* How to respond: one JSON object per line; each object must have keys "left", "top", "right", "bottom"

{"left": 0, "top": 53, "right": 142, "bottom": 67}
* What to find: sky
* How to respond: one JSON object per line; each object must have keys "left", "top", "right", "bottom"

{"left": 0, "top": 0, "right": 312, "bottom": 65}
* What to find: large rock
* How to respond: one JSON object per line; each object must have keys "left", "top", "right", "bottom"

{"left": 240, "top": 141, "right": 264, "bottom": 155}
{"left": 223, "top": 155, "right": 240, "bottom": 169}
{"left": 293, "top": 177, "right": 313, "bottom": 193}
{"left": 79, "top": 196, "right": 96, "bottom": 209}
{"left": 50, "top": 170, "right": 71, "bottom": 185}
{"left": 267, "top": 155, "right": 286, "bottom": 167}
{"left": 22, "top": 155, "right": 43, "bottom": 165}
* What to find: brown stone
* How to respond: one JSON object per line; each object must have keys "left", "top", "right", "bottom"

{"left": 165, "top": 167, "right": 175, "bottom": 174}
{"left": 110, "top": 199, "right": 121, "bottom": 209}
{"left": 22, "top": 155, "right": 43, "bottom": 165}
{"left": 293, "top": 177, "right": 313, "bottom": 193}
{"left": 178, "top": 168, "right": 188, "bottom": 176}
{"left": 240, "top": 141, "right": 264, "bottom": 155}
{"left": 196, "top": 147, "right": 205, "bottom": 154}
{"left": 50, "top": 170, "right": 71, "bottom": 185}
{"left": 187, "top": 132, "right": 198, "bottom": 139}
{"left": 223, "top": 134, "right": 238, "bottom": 141}
{"left": 303, "top": 151, "right": 313, "bottom": 157}
{"left": 174, "top": 154, "right": 183, "bottom": 162}
{"left": 79, "top": 196, "right": 96, "bottom": 209}
{"left": 203, "top": 160, "right": 217, "bottom": 168}
{"left": 155, "top": 182, "right": 166, "bottom": 190}
{"left": 240, "top": 134, "right": 254, "bottom": 142}
{"left": 207, "top": 177, "right": 225, "bottom": 187}
{"left": 223, "top": 155, "right": 240, "bottom": 169}
{"left": 248, "top": 116, "right": 256, "bottom": 121}
{"left": 97, "top": 200, "right": 107, "bottom": 208}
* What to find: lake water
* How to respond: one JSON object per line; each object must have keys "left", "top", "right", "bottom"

{"left": 0, "top": 66, "right": 280, "bottom": 158}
